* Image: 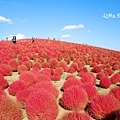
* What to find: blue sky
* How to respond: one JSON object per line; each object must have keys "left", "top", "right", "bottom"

{"left": 0, "top": 0, "right": 120, "bottom": 51}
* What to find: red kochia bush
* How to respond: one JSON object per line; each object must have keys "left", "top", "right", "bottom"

{"left": 53, "top": 67, "right": 64, "bottom": 75}
{"left": 105, "top": 68, "right": 114, "bottom": 76}
{"left": 0, "top": 64, "right": 12, "bottom": 76}
{"left": 62, "top": 77, "right": 82, "bottom": 91}
{"left": 40, "top": 68, "right": 52, "bottom": 77}
{"left": 41, "top": 61, "right": 49, "bottom": 68}
{"left": 0, "top": 96, "right": 22, "bottom": 120}
{"left": 67, "top": 66, "right": 76, "bottom": 73}
{"left": 19, "top": 71, "right": 36, "bottom": 87}
{"left": 77, "top": 67, "right": 88, "bottom": 77}
{"left": 8, "top": 58, "right": 18, "bottom": 72}
{"left": 81, "top": 83, "right": 98, "bottom": 100}
{"left": 8, "top": 80, "right": 26, "bottom": 96}
{"left": 80, "top": 72, "right": 96, "bottom": 85}
{"left": 0, "top": 73, "right": 9, "bottom": 89}
{"left": 30, "top": 82, "right": 59, "bottom": 98}
{"left": 60, "top": 86, "right": 88, "bottom": 110}
{"left": 18, "top": 64, "right": 28, "bottom": 74}
{"left": 96, "top": 72, "right": 106, "bottom": 80}
{"left": 22, "top": 61, "right": 32, "bottom": 70}
{"left": 87, "top": 94, "right": 120, "bottom": 119}
{"left": 100, "top": 77, "right": 111, "bottom": 88}
{"left": 92, "top": 65, "right": 102, "bottom": 73}
{"left": 0, "top": 89, "right": 6, "bottom": 98}
{"left": 35, "top": 72, "right": 51, "bottom": 83}
{"left": 26, "top": 90, "right": 58, "bottom": 120}
{"left": 60, "top": 111, "right": 92, "bottom": 120}
{"left": 112, "top": 64, "right": 119, "bottom": 70}
{"left": 17, "top": 54, "right": 23, "bottom": 61}
{"left": 49, "top": 58, "right": 59, "bottom": 69}
{"left": 51, "top": 74, "right": 61, "bottom": 81}
{"left": 16, "top": 89, "right": 32, "bottom": 107}
{"left": 110, "top": 72, "right": 120, "bottom": 84}
{"left": 70, "top": 62, "right": 79, "bottom": 71}
{"left": 109, "top": 86, "right": 120, "bottom": 101}
{"left": 32, "top": 62, "right": 41, "bottom": 70}
{"left": 58, "top": 61, "right": 68, "bottom": 72}
{"left": 22, "top": 56, "right": 30, "bottom": 62}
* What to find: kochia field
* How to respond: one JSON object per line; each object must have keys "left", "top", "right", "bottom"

{"left": 0, "top": 38, "right": 120, "bottom": 120}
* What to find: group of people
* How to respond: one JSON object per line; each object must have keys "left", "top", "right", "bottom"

{"left": 12, "top": 36, "right": 34, "bottom": 44}
{"left": 12, "top": 36, "right": 17, "bottom": 43}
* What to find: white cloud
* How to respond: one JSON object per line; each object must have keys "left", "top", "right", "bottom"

{"left": 62, "top": 34, "right": 71, "bottom": 38}
{"left": 6, "top": 33, "right": 25, "bottom": 40}
{"left": 16, "top": 33, "right": 25, "bottom": 39}
{"left": 61, "top": 24, "right": 84, "bottom": 31}
{"left": 0, "top": 16, "right": 12, "bottom": 24}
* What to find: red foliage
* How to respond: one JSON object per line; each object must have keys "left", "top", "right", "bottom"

{"left": 17, "top": 64, "right": 28, "bottom": 74}
{"left": 26, "top": 52, "right": 33, "bottom": 59}
{"left": 0, "top": 64, "right": 12, "bottom": 76}
{"left": 77, "top": 67, "right": 88, "bottom": 77}
{"left": 30, "top": 82, "right": 59, "bottom": 98}
{"left": 58, "top": 61, "right": 68, "bottom": 72}
{"left": 17, "top": 54, "right": 23, "bottom": 61}
{"left": 41, "top": 61, "right": 49, "bottom": 68}
{"left": 105, "top": 68, "right": 114, "bottom": 76}
{"left": 110, "top": 72, "right": 120, "bottom": 84}
{"left": 103, "top": 70, "right": 109, "bottom": 77}
{"left": 22, "top": 56, "right": 30, "bottom": 62}
{"left": 60, "top": 86, "right": 88, "bottom": 110}
{"left": 96, "top": 72, "right": 106, "bottom": 80}
{"left": 0, "top": 73, "right": 9, "bottom": 89}
{"left": 60, "top": 111, "right": 92, "bottom": 120}
{"left": 65, "top": 74, "right": 76, "bottom": 80}
{"left": 70, "top": 62, "right": 79, "bottom": 71}
{"left": 0, "top": 89, "right": 6, "bottom": 98}
{"left": 32, "top": 62, "right": 41, "bottom": 70}
{"left": 80, "top": 72, "right": 96, "bottom": 85}
{"left": 70, "top": 54, "right": 75, "bottom": 61}
{"left": 40, "top": 68, "right": 52, "bottom": 77}
{"left": 8, "top": 58, "right": 18, "bottom": 72}
{"left": 81, "top": 83, "right": 98, "bottom": 100}
{"left": 22, "top": 61, "right": 32, "bottom": 70}
{"left": 26, "top": 90, "right": 58, "bottom": 120}
{"left": 49, "top": 58, "right": 59, "bottom": 69}
{"left": 51, "top": 74, "right": 61, "bottom": 81}
{"left": 90, "top": 62, "right": 98, "bottom": 67}
{"left": 62, "top": 77, "right": 82, "bottom": 91}
{"left": 0, "top": 96, "right": 22, "bottom": 120}
{"left": 41, "top": 51, "right": 47, "bottom": 58}
{"left": 35, "top": 72, "right": 51, "bottom": 82}
{"left": 16, "top": 89, "right": 32, "bottom": 107}
{"left": 112, "top": 64, "right": 120, "bottom": 70}
{"left": 67, "top": 66, "right": 76, "bottom": 73}
{"left": 92, "top": 65, "right": 102, "bottom": 73}
{"left": 64, "top": 57, "right": 71, "bottom": 64}
{"left": 19, "top": 71, "right": 36, "bottom": 87}
{"left": 8, "top": 80, "right": 26, "bottom": 96}
{"left": 18, "top": 60, "right": 23, "bottom": 65}
{"left": 53, "top": 67, "right": 64, "bottom": 75}
{"left": 109, "top": 86, "right": 120, "bottom": 101}
{"left": 87, "top": 94, "right": 120, "bottom": 119}
{"left": 100, "top": 77, "right": 111, "bottom": 88}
